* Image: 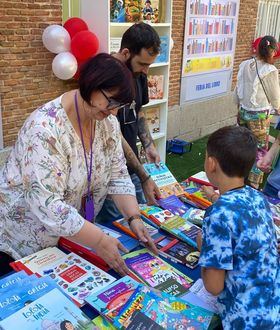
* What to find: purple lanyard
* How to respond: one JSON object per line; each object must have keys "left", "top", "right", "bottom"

{"left": 74, "top": 91, "right": 94, "bottom": 221}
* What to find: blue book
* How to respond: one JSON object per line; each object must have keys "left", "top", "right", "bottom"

{"left": 0, "top": 276, "right": 61, "bottom": 320}
{"left": 155, "top": 36, "right": 169, "bottom": 63}
{"left": 0, "top": 288, "right": 94, "bottom": 330}
{"left": 0, "top": 271, "right": 28, "bottom": 291}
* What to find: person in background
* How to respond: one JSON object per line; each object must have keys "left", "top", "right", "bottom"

{"left": 197, "top": 126, "right": 279, "bottom": 330}
{"left": 0, "top": 53, "right": 157, "bottom": 277}
{"left": 96, "top": 22, "right": 162, "bottom": 223}
{"left": 234, "top": 35, "right": 280, "bottom": 189}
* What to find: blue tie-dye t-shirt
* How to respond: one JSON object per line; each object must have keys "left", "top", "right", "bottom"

{"left": 199, "top": 186, "right": 280, "bottom": 330}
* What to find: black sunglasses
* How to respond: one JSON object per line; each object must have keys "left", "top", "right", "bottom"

{"left": 100, "top": 89, "right": 128, "bottom": 110}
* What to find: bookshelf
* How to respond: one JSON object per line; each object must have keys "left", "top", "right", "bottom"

{"left": 80, "top": 0, "right": 172, "bottom": 163}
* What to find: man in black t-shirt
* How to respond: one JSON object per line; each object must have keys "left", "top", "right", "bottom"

{"left": 96, "top": 23, "right": 161, "bottom": 223}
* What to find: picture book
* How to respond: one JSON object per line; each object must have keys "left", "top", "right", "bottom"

{"left": 0, "top": 288, "right": 95, "bottom": 330}
{"left": 144, "top": 162, "right": 185, "bottom": 198}
{"left": 92, "top": 315, "right": 116, "bottom": 329}
{"left": 157, "top": 195, "right": 193, "bottom": 218}
{"left": 96, "top": 224, "right": 140, "bottom": 254}
{"left": 123, "top": 249, "right": 193, "bottom": 296}
{"left": 110, "top": 37, "right": 122, "bottom": 54}
{"left": 155, "top": 35, "right": 169, "bottom": 63}
{"left": 10, "top": 247, "right": 66, "bottom": 275}
{"left": 0, "top": 276, "right": 61, "bottom": 320}
{"left": 114, "top": 285, "right": 213, "bottom": 329}
{"left": 161, "top": 215, "right": 202, "bottom": 248}
{"left": 154, "top": 236, "right": 200, "bottom": 269}
{"left": 0, "top": 271, "right": 28, "bottom": 290}
{"left": 184, "top": 207, "right": 205, "bottom": 227}
{"left": 111, "top": 0, "right": 126, "bottom": 22}
{"left": 145, "top": 106, "right": 160, "bottom": 135}
{"left": 125, "top": 0, "right": 142, "bottom": 22}
{"left": 140, "top": 204, "right": 174, "bottom": 226}
{"left": 58, "top": 237, "right": 110, "bottom": 271}
{"left": 113, "top": 217, "right": 158, "bottom": 239}
{"left": 148, "top": 75, "right": 164, "bottom": 99}
{"left": 36, "top": 252, "right": 116, "bottom": 306}
{"left": 86, "top": 275, "right": 140, "bottom": 321}
{"left": 141, "top": 0, "right": 163, "bottom": 23}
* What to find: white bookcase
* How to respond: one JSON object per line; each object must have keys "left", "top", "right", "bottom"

{"left": 80, "top": 0, "right": 172, "bottom": 162}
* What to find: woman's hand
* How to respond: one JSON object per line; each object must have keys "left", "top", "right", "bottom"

{"left": 129, "top": 218, "right": 158, "bottom": 255}
{"left": 94, "top": 234, "right": 130, "bottom": 276}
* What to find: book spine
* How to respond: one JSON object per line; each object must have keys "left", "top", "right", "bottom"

{"left": 113, "top": 221, "right": 138, "bottom": 239}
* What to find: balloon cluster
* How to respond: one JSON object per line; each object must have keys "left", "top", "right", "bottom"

{"left": 42, "top": 18, "right": 99, "bottom": 80}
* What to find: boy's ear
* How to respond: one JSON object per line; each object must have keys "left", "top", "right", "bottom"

{"left": 207, "top": 156, "right": 218, "bottom": 173}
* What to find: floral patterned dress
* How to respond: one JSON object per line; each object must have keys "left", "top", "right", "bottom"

{"left": 0, "top": 95, "right": 135, "bottom": 259}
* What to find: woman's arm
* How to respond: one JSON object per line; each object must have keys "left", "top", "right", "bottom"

{"left": 263, "top": 70, "right": 280, "bottom": 112}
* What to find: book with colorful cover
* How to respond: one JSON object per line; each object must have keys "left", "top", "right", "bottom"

{"left": 140, "top": 205, "right": 174, "bottom": 226}
{"left": 145, "top": 106, "right": 160, "bottom": 134}
{"left": 110, "top": 0, "right": 126, "bottom": 22}
{"left": 154, "top": 236, "right": 200, "bottom": 269}
{"left": 92, "top": 315, "right": 116, "bottom": 329}
{"left": 114, "top": 285, "right": 214, "bottom": 329}
{"left": 33, "top": 252, "right": 116, "bottom": 306}
{"left": 0, "top": 288, "right": 95, "bottom": 330}
{"left": 113, "top": 217, "right": 159, "bottom": 239}
{"left": 144, "top": 162, "right": 185, "bottom": 198}
{"left": 125, "top": 0, "right": 142, "bottom": 22}
{"left": 161, "top": 215, "right": 201, "bottom": 248}
{"left": 123, "top": 249, "right": 193, "bottom": 296}
{"left": 155, "top": 35, "right": 169, "bottom": 63}
{"left": 10, "top": 247, "right": 67, "bottom": 275}
{"left": 0, "top": 271, "right": 28, "bottom": 290}
{"left": 86, "top": 275, "right": 140, "bottom": 321}
{"left": 141, "top": 0, "right": 163, "bottom": 23}
{"left": 184, "top": 207, "right": 206, "bottom": 227}
{"left": 157, "top": 195, "right": 193, "bottom": 217}
{"left": 148, "top": 75, "right": 164, "bottom": 99}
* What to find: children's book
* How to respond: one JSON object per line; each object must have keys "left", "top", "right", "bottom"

{"left": 155, "top": 35, "right": 169, "bottom": 63}
{"left": 0, "top": 288, "right": 95, "bottom": 330}
{"left": 0, "top": 276, "right": 62, "bottom": 320}
{"left": 86, "top": 275, "right": 140, "bottom": 321}
{"left": 113, "top": 217, "right": 159, "bottom": 239}
{"left": 92, "top": 315, "right": 116, "bottom": 329}
{"left": 34, "top": 252, "right": 116, "bottom": 306}
{"left": 125, "top": 0, "right": 142, "bottom": 22}
{"left": 140, "top": 204, "right": 174, "bottom": 226}
{"left": 154, "top": 236, "right": 200, "bottom": 269}
{"left": 157, "top": 195, "right": 193, "bottom": 217}
{"left": 111, "top": 0, "right": 126, "bottom": 22}
{"left": 10, "top": 247, "right": 66, "bottom": 275}
{"left": 161, "top": 215, "right": 201, "bottom": 248}
{"left": 184, "top": 207, "right": 206, "bottom": 227}
{"left": 0, "top": 271, "right": 28, "bottom": 290}
{"left": 110, "top": 37, "right": 122, "bottom": 54}
{"left": 58, "top": 237, "right": 110, "bottom": 271}
{"left": 123, "top": 249, "right": 193, "bottom": 296}
{"left": 148, "top": 76, "right": 164, "bottom": 99}
{"left": 141, "top": 0, "right": 163, "bottom": 23}
{"left": 145, "top": 106, "right": 160, "bottom": 134}
{"left": 114, "top": 285, "right": 214, "bottom": 329}
{"left": 144, "top": 162, "right": 185, "bottom": 198}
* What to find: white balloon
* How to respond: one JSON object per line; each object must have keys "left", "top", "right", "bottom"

{"left": 42, "top": 25, "right": 71, "bottom": 54}
{"left": 52, "top": 52, "right": 77, "bottom": 80}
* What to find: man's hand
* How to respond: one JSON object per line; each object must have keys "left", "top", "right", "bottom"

{"left": 145, "top": 144, "right": 160, "bottom": 164}
{"left": 142, "top": 177, "right": 161, "bottom": 205}
{"left": 129, "top": 218, "right": 158, "bottom": 255}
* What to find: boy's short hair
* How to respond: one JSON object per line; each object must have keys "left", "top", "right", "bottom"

{"left": 207, "top": 126, "right": 257, "bottom": 178}
{"left": 120, "top": 22, "right": 160, "bottom": 56}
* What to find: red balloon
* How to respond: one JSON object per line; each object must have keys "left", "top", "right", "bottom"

{"left": 63, "top": 17, "right": 88, "bottom": 39}
{"left": 71, "top": 31, "right": 99, "bottom": 62}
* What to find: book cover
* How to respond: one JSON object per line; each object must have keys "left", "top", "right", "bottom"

{"left": 161, "top": 216, "right": 201, "bottom": 248}
{"left": 86, "top": 275, "right": 140, "bottom": 321}
{"left": 145, "top": 106, "right": 160, "bottom": 134}
{"left": 147, "top": 76, "right": 164, "bottom": 99}
{"left": 0, "top": 288, "right": 94, "bottom": 330}
{"left": 58, "top": 237, "right": 110, "bottom": 271}
{"left": 0, "top": 271, "right": 28, "bottom": 290}
{"left": 111, "top": 0, "right": 126, "bottom": 22}
{"left": 141, "top": 0, "right": 163, "bottom": 23}
{"left": 110, "top": 37, "right": 122, "bottom": 54}
{"left": 154, "top": 236, "right": 200, "bottom": 269}
{"left": 125, "top": 0, "right": 142, "bottom": 22}
{"left": 155, "top": 35, "right": 169, "bottom": 63}
{"left": 140, "top": 205, "right": 174, "bottom": 226}
{"left": 11, "top": 247, "right": 67, "bottom": 276}
{"left": 144, "top": 162, "right": 185, "bottom": 198}
{"left": 113, "top": 217, "right": 158, "bottom": 239}
{"left": 0, "top": 276, "right": 61, "bottom": 320}
{"left": 157, "top": 195, "right": 193, "bottom": 217}
{"left": 37, "top": 252, "right": 116, "bottom": 306}
{"left": 92, "top": 315, "right": 116, "bottom": 329}
{"left": 123, "top": 249, "right": 193, "bottom": 296}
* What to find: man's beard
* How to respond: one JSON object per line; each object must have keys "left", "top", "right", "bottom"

{"left": 126, "top": 56, "right": 142, "bottom": 77}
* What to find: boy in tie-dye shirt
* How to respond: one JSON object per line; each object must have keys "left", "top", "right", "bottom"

{"left": 197, "top": 126, "right": 279, "bottom": 330}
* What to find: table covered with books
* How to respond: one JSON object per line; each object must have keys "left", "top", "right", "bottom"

{"left": 0, "top": 165, "right": 279, "bottom": 330}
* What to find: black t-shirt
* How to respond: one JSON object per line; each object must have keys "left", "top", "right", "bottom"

{"left": 117, "top": 74, "right": 149, "bottom": 173}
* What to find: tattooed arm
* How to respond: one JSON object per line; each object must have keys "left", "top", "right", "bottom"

{"left": 121, "top": 136, "right": 161, "bottom": 205}
{"left": 137, "top": 109, "right": 160, "bottom": 164}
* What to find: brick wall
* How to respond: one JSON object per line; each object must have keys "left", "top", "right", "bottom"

{"left": 169, "top": 0, "right": 260, "bottom": 107}
{"left": 0, "top": 0, "right": 76, "bottom": 147}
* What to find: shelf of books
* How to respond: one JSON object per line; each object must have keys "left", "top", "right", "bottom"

{"left": 80, "top": 0, "right": 172, "bottom": 162}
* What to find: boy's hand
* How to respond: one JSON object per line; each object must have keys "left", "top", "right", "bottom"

{"left": 196, "top": 232, "right": 203, "bottom": 251}
{"left": 201, "top": 185, "right": 215, "bottom": 200}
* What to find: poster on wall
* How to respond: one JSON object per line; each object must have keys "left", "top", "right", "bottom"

{"left": 180, "top": 0, "right": 240, "bottom": 103}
